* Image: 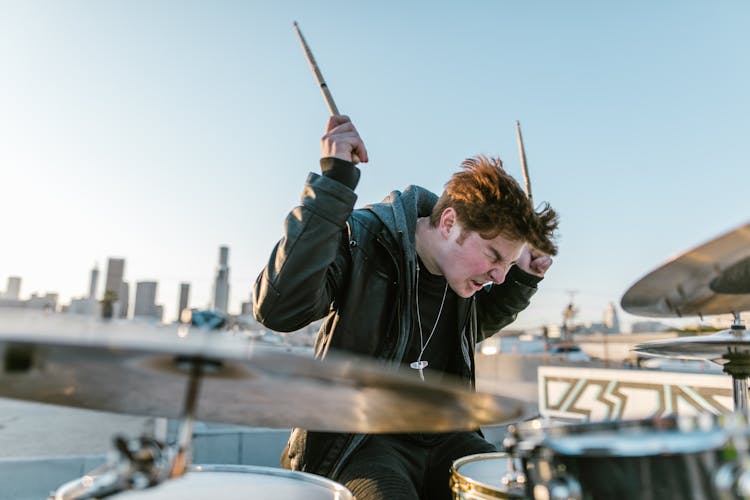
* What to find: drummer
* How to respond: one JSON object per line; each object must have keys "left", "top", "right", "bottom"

{"left": 253, "top": 115, "right": 558, "bottom": 500}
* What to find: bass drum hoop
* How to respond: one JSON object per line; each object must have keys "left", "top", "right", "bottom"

{"left": 52, "top": 463, "right": 354, "bottom": 499}
{"left": 515, "top": 413, "right": 725, "bottom": 457}
{"left": 190, "top": 464, "right": 353, "bottom": 494}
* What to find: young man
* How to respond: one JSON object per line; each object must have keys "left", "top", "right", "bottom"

{"left": 253, "top": 116, "right": 558, "bottom": 499}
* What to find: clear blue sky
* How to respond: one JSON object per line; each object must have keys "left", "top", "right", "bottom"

{"left": 1, "top": 1, "right": 747, "bottom": 330}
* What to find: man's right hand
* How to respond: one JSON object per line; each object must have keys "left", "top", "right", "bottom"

{"left": 321, "top": 115, "right": 368, "bottom": 164}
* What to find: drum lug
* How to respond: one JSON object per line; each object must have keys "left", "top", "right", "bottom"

{"left": 715, "top": 412, "right": 750, "bottom": 500}
{"left": 715, "top": 462, "right": 750, "bottom": 500}
{"left": 532, "top": 474, "right": 582, "bottom": 500}
{"left": 502, "top": 425, "right": 528, "bottom": 491}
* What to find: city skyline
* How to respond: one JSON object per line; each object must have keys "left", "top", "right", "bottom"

{"left": 1, "top": 2, "right": 747, "bottom": 331}
{"left": 0, "top": 246, "right": 247, "bottom": 320}
{"left": 1, "top": 244, "right": 744, "bottom": 332}
{"left": 0, "top": 257, "right": 710, "bottom": 333}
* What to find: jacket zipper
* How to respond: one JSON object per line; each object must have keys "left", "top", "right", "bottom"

{"left": 376, "top": 233, "right": 409, "bottom": 363}
{"left": 330, "top": 233, "right": 407, "bottom": 479}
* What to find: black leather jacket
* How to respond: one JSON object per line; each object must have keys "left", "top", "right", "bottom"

{"left": 253, "top": 167, "right": 541, "bottom": 479}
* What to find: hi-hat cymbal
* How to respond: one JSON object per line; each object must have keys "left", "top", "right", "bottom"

{"left": 0, "top": 311, "right": 523, "bottom": 433}
{"left": 632, "top": 328, "right": 750, "bottom": 362}
{"left": 621, "top": 221, "right": 750, "bottom": 317}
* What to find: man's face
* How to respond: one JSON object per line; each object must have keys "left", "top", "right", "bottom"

{"left": 438, "top": 215, "right": 525, "bottom": 298}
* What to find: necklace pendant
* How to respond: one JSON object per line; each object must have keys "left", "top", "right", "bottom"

{"left": 410, "top": 360, "right": 428, "bottom": 370}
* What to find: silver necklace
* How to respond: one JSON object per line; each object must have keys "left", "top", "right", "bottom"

{"left": 410, "top": 261, "right": 448, "bottom": 381}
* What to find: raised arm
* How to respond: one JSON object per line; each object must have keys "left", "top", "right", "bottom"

{"left": 252, "top": 117, "right": 366, "bottom": 331}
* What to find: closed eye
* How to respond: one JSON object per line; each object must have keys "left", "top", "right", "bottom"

{"left": 488, "top": 249, "right": 503, "bottom": 264}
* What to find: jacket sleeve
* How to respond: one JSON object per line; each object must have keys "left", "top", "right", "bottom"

{"left": 475, "top": 265, "right": 542, "bottom": 341}
{"left": 253, "top": 171, "right": 357, "bottom": 332}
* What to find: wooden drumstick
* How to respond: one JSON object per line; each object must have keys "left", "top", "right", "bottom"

{"left": 515, "top": 120, "right": 532, "bottom": 203}
{"left": 515, "top": 121, "right": 551, "bottom": 270}
{"left": 293, "top": 21, "right": 360, "bottom": 164}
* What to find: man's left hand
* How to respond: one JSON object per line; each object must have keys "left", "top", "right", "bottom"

{"left": 517, "top": 245, "right": 553, "bottom": 278}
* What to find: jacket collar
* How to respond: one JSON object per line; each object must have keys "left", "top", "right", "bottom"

{"left": 364, "top": 185, "right": 438, "bottom": 280}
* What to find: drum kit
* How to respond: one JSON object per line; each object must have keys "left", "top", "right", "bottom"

{"left": 0, "top": 309, "right": 526, "bottom": 499}
{"left": 450, "top": 221, "right": 750, "bottom": 500}
{"left": 0, "top": 222, "right": 743, "bottom": 499}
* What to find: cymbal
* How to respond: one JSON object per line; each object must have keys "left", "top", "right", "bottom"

{"left": 621, "top": 221, "right": 750, "bottom": 317}
{"left": 0, "top": 311, "right": 523, "bottom": 433}
{"left": 711, "top": 256, "right": 750, "bottom": 295}
{"left": 632, "top": 328, "right": 750, "bottom": 362}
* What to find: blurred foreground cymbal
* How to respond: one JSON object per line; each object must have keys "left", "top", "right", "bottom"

{"left": 633, "top": 328, "right": 750, "bottom": 362}
{"left": 0, "top": 311, "right": 523, "bottom": 433}
{"left": 621, "top": 221, "right": 750, "bottom": 317}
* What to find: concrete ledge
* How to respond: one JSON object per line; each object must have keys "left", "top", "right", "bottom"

{"left": 0, "top": 428, "right": 290, "bottom": 499}
{"left": 0, "top": 455, "right": 105, "bottom": 500}
{"left": 192, "top": 427, "right": 289, "bottom": 466}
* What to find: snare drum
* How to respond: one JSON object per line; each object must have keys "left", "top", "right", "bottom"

{"left": 53, "top": 464, "right": 353, "bottom": 500}
{"left": 450, "top": 452, "right": 524, "bottom": 499}
{"left": 513, "top": 415, "right": 734, "bottom": 500}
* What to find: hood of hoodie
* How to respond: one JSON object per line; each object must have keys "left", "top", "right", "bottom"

{"left": 363, "top": 184, "right": 438, "bottom": 284}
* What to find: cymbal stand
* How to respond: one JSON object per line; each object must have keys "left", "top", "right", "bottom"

{"left": 721, "top": 313, "right": 749, "bottom": 416}
{"left": 501, "top": 424, "right": 528, "bottom": 498}
{"left": 169, "top": 358, "right": 204, "bottom": 478}
{"left": 50, "top": 358, "right": 206, "bottom": 499}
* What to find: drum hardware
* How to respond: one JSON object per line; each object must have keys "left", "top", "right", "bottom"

{"left": 0, "top": 312, "right": 527, "bottom": 497}
{"left": 531, "top": 473, "right": 582, "bottom": 500}
{"left": 505, "top": 415, "right": 740, "bottom": 500}
{"left": 722, "top": 330, "right": 750, "bottom": 418}
{"left": 623, "top": 221, "right": 750, "bottom": 416}
{"left": 54, "top": 464, "right": 355, "bottom": 500}
{"left": 45, "top": 349, "right": 358, "bottom": 499}
{"left": 713, "top": 413, "right": 750, "bottom": 499}
{"left": 714, "top": 463, "right": 750, "bottom": 500}
{"left": 51, "top": 436, "right": 173, "bottom": 499}
{"left": 450, "top": 452, "right": 523, "bottom": 499}
{"left": 633, "top": 313, "right": 750, "bottom": 416}
{"left": 712, "top": 256, "right": 750, "bottom": 295}
{"left": 168, "top": 358, "right": 202, "bottom": 478}
{"left": 50, "top": 357, "right": 212, "bottom": 499}
{"left": 501, "top": 425, "right": 528, "bottom": 495}
{"left": 620, "top": 221, "right": 750, "bottom": 318}
{"left": 0, "top": 311, "right": 526, "bottom": 433}
{"left": 505, "top": 423, "right": 582, "bottom": 500}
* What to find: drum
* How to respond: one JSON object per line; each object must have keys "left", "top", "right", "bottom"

{"left": 451, "top": 452, "right": 524, "bottom": 499}
{"left": 512, "top": 415, "right": 738, "bottom": 500}
{"left": 52, "top": 464, "right": 353, "bottom": 500}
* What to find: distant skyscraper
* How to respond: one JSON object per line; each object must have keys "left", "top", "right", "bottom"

{"left": 104, "top": 258, "right": 125, "bottom": 299}
{"left": 241, "top": 300, "right": 252, "bottom": 316}
{"left": 88, "top": 265, "right": 99, "bottom": 299}
{"left": 5, "top": 277, "right": 21, "bottom": 300}
{"left": 134, "top": 281, "right": 158, "bottom": 319}
{"left": 119, "top": 281, "right": 130, "bottom": 318}
{"left": 240, "top": 291, "right": 253, "bottom": 316}
{"left": 604, "top": 302, "right": 620, "bottom": 333}
{"left": 153, "top": 304, "right": 164, "bottom": 322}
{"left": 178, "top": 283, "right": 190, "bottom": 322}
{"left": 212, "top": 246, "right": 230, "bottom": 313}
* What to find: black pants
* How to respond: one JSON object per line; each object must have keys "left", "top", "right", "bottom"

{"left": 336, "top": 431, "right": 496, "bottom": 500}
